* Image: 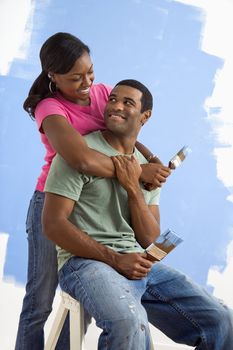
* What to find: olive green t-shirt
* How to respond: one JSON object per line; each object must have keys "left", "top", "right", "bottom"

{"left": 45, "top": 131, "right": 160, "bottom": 270}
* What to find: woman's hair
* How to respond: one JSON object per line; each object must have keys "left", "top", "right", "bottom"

{"left": 24, "top": 32, "right": 90, "bottom": 118}
{"left": 115, "top": 79, "right": 153, "bottom": 112}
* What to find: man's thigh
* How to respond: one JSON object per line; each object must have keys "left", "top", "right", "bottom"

{"left": 59, "top": 257, "right": 148, "bottom": 322}
{"left": 142, "top": 263, "right": 232, "bottom": 347}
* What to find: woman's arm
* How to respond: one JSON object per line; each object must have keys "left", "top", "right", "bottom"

{"left": 136, "top": 141, "right": 171, "bottom": 189}
{"left": 42, "top": 115, "right": 115, "bottom": 177}
{"left": 42, "top": 115, "right": 171, "bottom": 184}
{"left": 135, "top": 141, "right": 163, "bottom": 165}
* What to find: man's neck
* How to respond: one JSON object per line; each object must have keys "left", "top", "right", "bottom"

{"left": 101, "top": 130, "right": 136, "bottom": 154}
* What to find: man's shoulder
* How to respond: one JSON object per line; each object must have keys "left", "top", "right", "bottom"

{"left": 134, "top": 147, "right": 148, "bottom": 165}
{"left": 84, "top": 130, "right": 102, "bottom": 145}
{"left": 84, "top": 131, "right": 114, "bottom": 157}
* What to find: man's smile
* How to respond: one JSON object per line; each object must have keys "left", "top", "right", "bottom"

{"left": 108, "top": 113, "right": 126, "bottom": 121}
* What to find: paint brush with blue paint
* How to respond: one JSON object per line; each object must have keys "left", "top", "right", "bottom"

{"left": 168, "top": 145, "right": 191, "bottom": 170}
{"left": 146, "top": 228, "right": 183, "bottom": 262}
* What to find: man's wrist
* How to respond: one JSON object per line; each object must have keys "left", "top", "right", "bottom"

{"left": 108, "top": 251, "right": 121, "bottom": 269}
{"left": 126, "top": 184, "right": 143, "bottom": 199}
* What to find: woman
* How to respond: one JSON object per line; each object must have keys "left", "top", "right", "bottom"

{"left": 15, "top": 32, "right": 170, "bottom": 350}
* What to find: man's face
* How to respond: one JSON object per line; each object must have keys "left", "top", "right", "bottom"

{"left": 104, "top": 85, "right": 146, "bottom": 137}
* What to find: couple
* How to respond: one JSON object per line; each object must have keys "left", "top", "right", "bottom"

{"left": 16, "top": 33, "right": 233, "bottom": 350}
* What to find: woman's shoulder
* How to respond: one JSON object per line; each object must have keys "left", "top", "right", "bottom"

{"left": 36, "top": 96, "right": 64, "bottom": 109}
{"left": 35, "top": 96, "right": 69, "bottom": 125}
{"left": 35, "top": 96, "right": 67, "bottom": 115}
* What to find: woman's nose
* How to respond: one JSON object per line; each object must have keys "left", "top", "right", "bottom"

{"left": 82, "top": 74, "right": 92, "bottom": 86}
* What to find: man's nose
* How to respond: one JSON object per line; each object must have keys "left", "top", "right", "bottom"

{"left": 113, "top": 101, "right": 124, "bottom": 110}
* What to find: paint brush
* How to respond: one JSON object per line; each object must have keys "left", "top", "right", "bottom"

{"left": 168, "top": 145, "right": 191, "bottom": 170}
{"left": 146, "top": 228, "right": 183, "bottom": 262}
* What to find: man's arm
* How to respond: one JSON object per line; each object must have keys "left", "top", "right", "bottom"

{"left": 112, "top": 155, "right": 160, "bottom": 248}
{"left": 42, "top": 192, "right": 153, "bottom": 279}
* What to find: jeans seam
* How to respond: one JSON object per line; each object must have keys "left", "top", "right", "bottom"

{"left": 147, "top": 286, "right": 209, "bottom": 349}
{"left": 20, "top": 228, "right": 37, "bottom": 349}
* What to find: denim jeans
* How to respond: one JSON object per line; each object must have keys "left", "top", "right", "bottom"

{"left": 59, "top": 257, "right": 233, "bottom": 350}
{"left": 15, "top": 191, "right": 69, "bottom": 350}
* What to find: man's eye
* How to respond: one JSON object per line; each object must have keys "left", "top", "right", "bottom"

{"left": 125, "top": 101, "right": 133, "bottom": 106}
{"left": 109, "top": 97, "right": 116, "bottom": 102}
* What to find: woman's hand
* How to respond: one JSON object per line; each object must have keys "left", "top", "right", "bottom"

{"left": 140, "top": 163, "right": 171, "bottom": 190}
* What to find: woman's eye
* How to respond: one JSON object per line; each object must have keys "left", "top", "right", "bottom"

{"left": 71, "top": 76, "right": 82, "bottom": 82}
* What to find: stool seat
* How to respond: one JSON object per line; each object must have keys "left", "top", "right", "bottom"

{"left": 45, "top": 291, "right": 84, "bottom": 350}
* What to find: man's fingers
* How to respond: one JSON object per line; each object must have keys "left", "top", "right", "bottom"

{"left": 131, "top": 266, "right": 151, "bottom": 279}
{"left": 139, "top": 256, "right": 153, "bottom": 268}
{"left": 112, "top": 155, "right": 130, "bottom": 166}
{"left": 111, "top": 156, "right": 123, "bottom": 170}
{"left": 131, "top": 272, "right": 148, "bottom": 279}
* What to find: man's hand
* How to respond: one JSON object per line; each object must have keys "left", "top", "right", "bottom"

{"left": 140, "top": 163, "right": 171, "bottom": 190}
{"left": 111, "top": 155, "right": 142, "bottom": 192}
{"left": 113, "top": 252, "right": 153, "bottom": 279}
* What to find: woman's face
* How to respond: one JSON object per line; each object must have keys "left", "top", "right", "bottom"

{"left": 51, "top": 51, "right": 95, "bottom": 105}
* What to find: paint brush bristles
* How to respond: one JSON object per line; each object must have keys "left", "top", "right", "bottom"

{"left": 168, "top": 145, "right": 191, "bottom": 169}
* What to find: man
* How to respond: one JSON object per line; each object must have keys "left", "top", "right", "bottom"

{"left": 43, "top": 80, "right": 233, "bottom": 349}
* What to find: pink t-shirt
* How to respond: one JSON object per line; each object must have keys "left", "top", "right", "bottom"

{"left": 35, "top": 83, "right": 112, "bottom": 191}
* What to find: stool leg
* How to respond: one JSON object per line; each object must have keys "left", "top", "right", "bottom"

{"left": 44, "top": 304, "right": 68, "bottom": 350}
{"left": 149, "top": 331, "right": 155, "bottom": 350}
{"left": 70, "top": 303, "right": 84, "bottom": 350}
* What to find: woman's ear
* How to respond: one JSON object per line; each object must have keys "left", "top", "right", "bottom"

{"left": 48, "top": 72, "right": 55, "bottom": 82}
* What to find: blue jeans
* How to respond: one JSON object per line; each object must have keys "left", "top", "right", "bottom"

{"left": 15, "top": 191, "right": 69, "bottom": 350}
{"left": 59, "top": 257, "right": 233, "bottom": 350}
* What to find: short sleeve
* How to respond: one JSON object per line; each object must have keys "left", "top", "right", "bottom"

{"left": 148, "top": 188, "right": 161, "bottom": 206}
{"left": 100, "top": 83, "right": 112, "bottom": 97}
{"left": 35, "top": 98, "right": 69, "bottom": 133}
{"left": 44, "top": 154, "right": 88, "bottom": 202}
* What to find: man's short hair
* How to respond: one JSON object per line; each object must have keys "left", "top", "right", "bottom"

{"left": 115, "top": 79, "right": 153, "bottom": 112}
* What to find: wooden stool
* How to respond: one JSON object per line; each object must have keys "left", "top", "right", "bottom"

{"left": 45, "top": 291, "right": 84, "bottom": 350}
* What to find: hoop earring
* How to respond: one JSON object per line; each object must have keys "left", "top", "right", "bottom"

{"left": 49, "top": 81, "right": 56, "bottom": 94}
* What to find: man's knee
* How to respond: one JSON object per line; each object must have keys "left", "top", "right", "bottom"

{"left": 103, "top": 309, "right": 148, "bottom": 338}
{"left": 209, "top": 303, "right": 233, "bottom": 338}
